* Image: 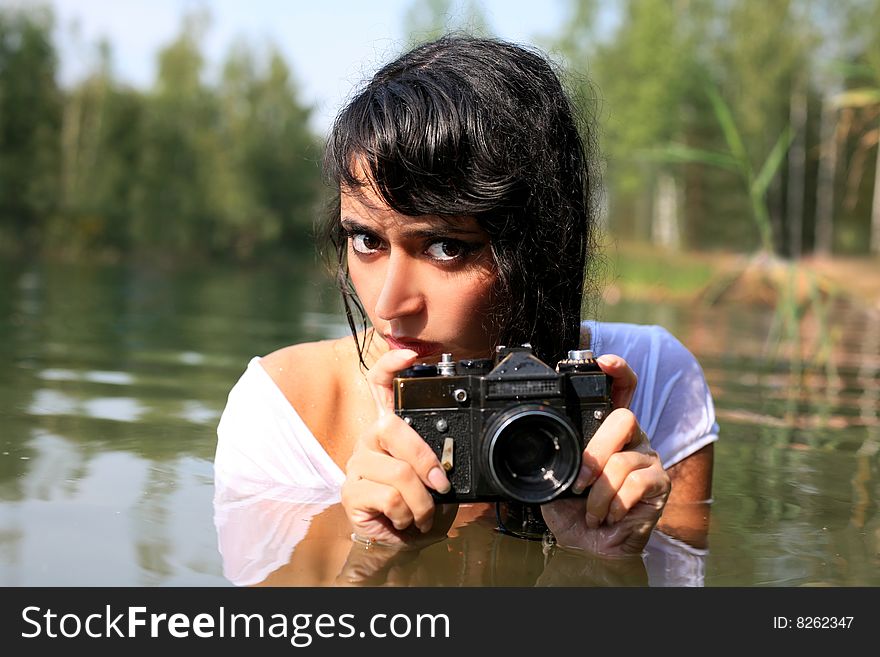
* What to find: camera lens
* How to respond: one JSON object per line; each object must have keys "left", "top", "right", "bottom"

{"left": 484, "top": 405, "right": 581, "bottom": 504}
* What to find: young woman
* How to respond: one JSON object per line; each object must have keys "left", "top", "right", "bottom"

{"left": 214, "top": 36, "right": 717, "bottom": 567}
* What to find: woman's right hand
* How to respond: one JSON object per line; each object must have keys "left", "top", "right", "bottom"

{"left": 341, "top": 349, "right": 456, "bottom": 547}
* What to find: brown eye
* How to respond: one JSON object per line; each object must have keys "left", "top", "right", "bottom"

{"left": 426, "top": 240, "right": 464, "bottom": 260}
{"left": 351, "top": 233, "right": 382, "bottom": 254}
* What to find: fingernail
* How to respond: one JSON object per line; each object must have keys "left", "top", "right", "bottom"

{"left": 607, "top": 503, "right": 623, "bottom": 526}
{"left": 428, "top": 467, "right": 451, "bottom": 494}
{"left": 585, "top": 512, "right": 600, "bottom": 529}
{"left": 596, "top": 355, "right": 615, "bottom": 367}
{"left": 419, "top": 517, "right": 434, "bottom": 534}
{"left": 572, "top": 464, "right": 593, "bottom": 494}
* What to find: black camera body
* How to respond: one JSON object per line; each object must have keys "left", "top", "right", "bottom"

{"left": 393, "top": 346, "right": 613, "bottom": 504}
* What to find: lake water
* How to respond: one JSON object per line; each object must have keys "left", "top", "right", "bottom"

{"left": 1, "top": 257, "right": 877, "bottom": 586}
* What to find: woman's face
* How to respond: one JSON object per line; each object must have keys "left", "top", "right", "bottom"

{"left": 341, "top": 180, "right": 497, "bottom": 362}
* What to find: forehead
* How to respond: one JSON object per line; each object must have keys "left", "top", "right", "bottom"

{"left": 340, "top": 185, "right": 483, "bottom": 235}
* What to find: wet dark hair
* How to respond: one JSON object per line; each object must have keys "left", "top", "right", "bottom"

{"left": 319, "top": 35, "right": 600, "bottom": 367}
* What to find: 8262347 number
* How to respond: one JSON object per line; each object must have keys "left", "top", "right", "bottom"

{"left": 773, "top": 616, "right": 854, "bottom": 629}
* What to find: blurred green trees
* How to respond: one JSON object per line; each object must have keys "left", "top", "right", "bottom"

{"left": 0, "top": 1, "right": 878, "bottom": 261}
{"left": 556, "top": 0, "right": 880, "bottom": 257}
{"left": 0, "top": 6, "right": 61, "bottom": 253}
{"left": 0, "top": 7, "right": 321, "bottom": 261}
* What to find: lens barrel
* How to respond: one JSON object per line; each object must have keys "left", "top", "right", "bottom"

{"left": 483, "top": 404, "right": 581, "bottom": 504}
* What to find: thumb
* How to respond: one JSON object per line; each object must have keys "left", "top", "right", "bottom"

{"left": 596, "top": 354, "right": 637, "bottom": 409}
{"left": 365, "top": 349, "right": 419, "bottom": 415}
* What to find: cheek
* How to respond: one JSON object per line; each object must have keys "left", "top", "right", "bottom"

{"left": 471, "top": 264, "right": 497, "bottom": 305}
{"left": 347, "top": 259, "right": 378, "bottom": 307}
{"left": 445, "top": 273, "right": 496, "bottom": 324}
{"left": 463, "top": 278, "right": 495, "bottom": 311}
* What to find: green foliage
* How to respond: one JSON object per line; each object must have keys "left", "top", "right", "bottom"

{"left": 211, "top": 44, "right": 321, "bottom": 258}
{"left": 558, "top": 0, "right": 714, "bottom": 243}
{"left": 1, "top": 1, "right": 878, "bottom": 260}
{"left": 608, "top": 243, "right": 716, "bottom": 299}
{"left": 553, "top": 0, "right": 879, "bottom": 256}
{"left": 0, "top": 5, "right": 322, "bottom": 262}
{"left": 714, "top": 1, "right": 811, "bottom": 166}
{"left": 650, "top": 82, "right": 796, "bottom": 255}
{"left": 0, "top": 6, "right": 61, "bottom": 254}
{"left": 844, "top": 0, "right": 880, "bottom": 75}
{"left": 402, "top": 0, "right": 491, "bottom": 45}
{"left": 55, "top": 65, "right": 146, "bottom": 252}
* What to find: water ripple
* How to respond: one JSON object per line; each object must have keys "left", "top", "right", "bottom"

{"left": 37, "top": 369, "right": 135, "bottom": 385}
{"left": 27, "top": 389, "right": 146, "bottom": 422}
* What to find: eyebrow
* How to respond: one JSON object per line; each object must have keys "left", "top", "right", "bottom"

{"left": 340, "top": 217, "right": 483, "bottom": 240}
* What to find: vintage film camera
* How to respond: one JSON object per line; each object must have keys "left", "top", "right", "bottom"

{"left": 393, "top": 345, "right": 613, "bottom": 504}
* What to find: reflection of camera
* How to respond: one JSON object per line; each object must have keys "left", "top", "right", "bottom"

{"left": 393, "top": 346, "right": 613, "bottom": 504}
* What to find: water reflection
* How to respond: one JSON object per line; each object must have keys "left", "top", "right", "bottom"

{"left": 213, "top": 481, "right": 710, "bottom": 587}
{"left": 0, "top": 257, "right": 344, "bottom": 585}
{"left": 26, "top": 388, "right": 222, "bottom": 426}
{"left": 587, "top": 297, "right": 880, "bottom": 587}
{"left": 1, "top": 257, "right": 878, "bottom": 585}
{"left": 0, "top": 429, "right": 222, "bottom": 586}
{"left": 38, "top": 369, "right": 136, "bottom": 385}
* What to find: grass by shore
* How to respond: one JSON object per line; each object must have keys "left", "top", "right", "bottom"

{"left": 603, "top": 242, "right": 880, "bottom": 311}
{"left": 602, "top": 242, "right": 729, "bottom": 303}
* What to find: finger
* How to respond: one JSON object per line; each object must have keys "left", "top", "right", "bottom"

{"left": 572, "top": 408, "right": 643, "bottom": 493}
{"left": 605, "top": 464, "right": 670, "bottom": 525}
{"left": 359, "top": 413, "right": 452, "bottom": 494}
{"left": 365, "top": 349, "right": 419, "bottom": 415}
{"left": 345, "top": 449, "right": 436, "bottom": 532}
{"left": 342, "top": 475, "right": 428, "bottom": 533}
{"left": 596, "top": 354, "right": 637, "bottom": 409}
{"left": 342, "top": 478, "right": 414, "bottom": 531}
{"left": 584, "top": 450, "right": 657, "bottom": 527}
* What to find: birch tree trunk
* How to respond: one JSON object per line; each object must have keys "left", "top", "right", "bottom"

{"left": 652, "top": 172, "right": 681, "bottom": 251}
{"left": 871, "top": 132, "right": 880, "bottom": 254}
{"left": 814, "top": 97, "right": 839, "bottom": 257}
{"left": 787, "top": 77, "right": 807, "bottom": 259}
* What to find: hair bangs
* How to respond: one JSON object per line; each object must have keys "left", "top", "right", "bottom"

{"left": 326, "top": 70, "right": 513, "bottom": 220}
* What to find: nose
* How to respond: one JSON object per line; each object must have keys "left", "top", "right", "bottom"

{"left": 374, "top": 251, "right": 424, "bottom": 321}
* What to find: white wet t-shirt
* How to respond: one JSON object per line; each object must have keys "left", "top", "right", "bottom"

{"left": 213, "top": 321, "right": 719, "bottom": 586}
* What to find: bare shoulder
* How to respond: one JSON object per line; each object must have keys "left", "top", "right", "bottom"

{"left": 260, "top": 338, "right": 349, "bottom": 409}
{"left": 258, "top": 337, "right": 367, "bottom": 465}
{"left": 261, "top": 339, "right": 337, "bottom": 376}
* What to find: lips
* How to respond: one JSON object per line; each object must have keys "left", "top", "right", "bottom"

{"left": 384, "top": 334, "right": 443, "bottom": 358}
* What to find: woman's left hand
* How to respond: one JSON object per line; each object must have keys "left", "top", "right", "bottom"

{"left": 541, "top": 354, "right": 671, "bottom": 558}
